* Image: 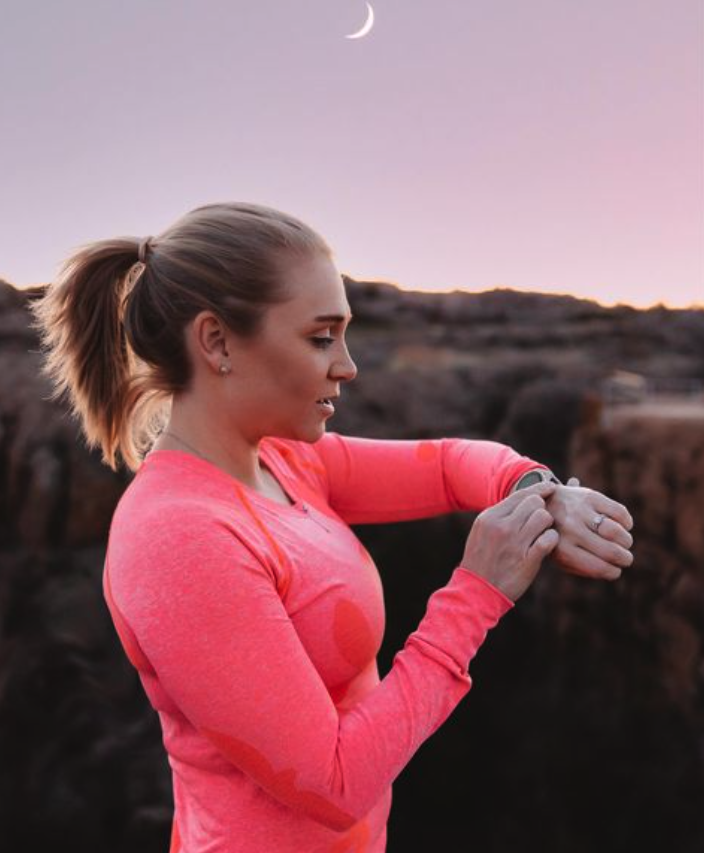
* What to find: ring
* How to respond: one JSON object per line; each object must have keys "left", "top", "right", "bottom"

{"left": 590, "top": 513, "right": 606, "bottom": 534}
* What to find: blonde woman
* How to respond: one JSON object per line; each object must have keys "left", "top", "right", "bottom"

{"left": 30, "top": 202, "right": 633, "bottom": 852}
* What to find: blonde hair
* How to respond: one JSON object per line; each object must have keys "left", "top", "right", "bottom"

{"left": 29, "top": 202, "right": 333, "bottom": 473}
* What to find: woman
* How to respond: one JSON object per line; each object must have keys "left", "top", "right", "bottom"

{"left": 30, "top": 202, "right": 633, "bottom": 852}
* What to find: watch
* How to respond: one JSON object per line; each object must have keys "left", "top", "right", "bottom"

{"left": 512, "top": 468, "right": 561, "bottom": 491}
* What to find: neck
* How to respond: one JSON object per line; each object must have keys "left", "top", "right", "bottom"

{"left": 152, "top": 395, "right": 265, "bottom": 490}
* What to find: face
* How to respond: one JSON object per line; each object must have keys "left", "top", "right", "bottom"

{"left": 223, "top": 252, "right": 358, "bottom": 442}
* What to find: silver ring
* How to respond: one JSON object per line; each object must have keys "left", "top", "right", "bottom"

{"left": 590, "top": 512, "right": 606, "bottom": 534}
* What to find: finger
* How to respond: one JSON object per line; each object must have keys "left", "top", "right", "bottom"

{"left": 556, "top": 542, "right": 624, "bottom": 580}
{"left": 583, "top": 530, "right": 634, "bottom": 568}
{"left": 520, "top": 507, "right": 555, "bottom": 550}
{"left": 509, "top": 494, "right": 550, "bottom": 529}
{"left": 593, "top": 516, "right": 633, "bottom": 550}
{"left": 591, "top": 493, "right": 634, "bottom": 531}
{"left": 526, "top": 527, "right": 560, "bottom": 569}
{"left": 566, "top": 477, "right": 581, "bottom": 487}
{"left": 493, "top": 481, "right": 558, "bottom": 518}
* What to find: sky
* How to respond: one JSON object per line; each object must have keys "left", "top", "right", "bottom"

{"left": 1, "top": 0, "right": 702, "bottom": 308}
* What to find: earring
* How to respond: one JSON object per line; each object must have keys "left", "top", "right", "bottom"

{"left": 219, "top": 364, "right": 231, "bottom": 375}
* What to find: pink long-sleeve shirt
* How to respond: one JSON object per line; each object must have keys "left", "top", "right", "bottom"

{"left": 103, "top": 432, "right": 543, "bottom": 852}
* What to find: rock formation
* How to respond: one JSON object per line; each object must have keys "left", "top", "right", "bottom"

{"left": 1, "top": 276, "right": 703, "bottom": 852}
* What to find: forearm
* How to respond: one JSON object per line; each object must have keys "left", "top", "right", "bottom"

{"left": 306, "top": 432, "right": 546, "bottom": 522}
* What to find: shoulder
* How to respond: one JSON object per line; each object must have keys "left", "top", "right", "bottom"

{"left": 108, "top": 459, "right": 252, "bottom": 571}
{"left": 107, "top": 488, "right": 276, "bottom": 605}
{"left": 110, "top": 460, "right": 220, "bottom": 532}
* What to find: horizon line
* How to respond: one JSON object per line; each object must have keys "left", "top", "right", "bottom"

{"left": 4, "top": 274, "right": 703, "bottom": 313}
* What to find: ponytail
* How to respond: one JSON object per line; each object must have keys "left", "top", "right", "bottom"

{"left": 29, "top": 239, "right": 160, "bottom": 472}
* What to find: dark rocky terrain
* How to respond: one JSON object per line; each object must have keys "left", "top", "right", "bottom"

{"left": 1, "top": 275, "right": 703, "bottom": 852}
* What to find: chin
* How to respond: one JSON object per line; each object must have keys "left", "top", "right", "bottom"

{"left": 301, "top": 423, "right": 327, "bottom": 443}
{"left": 271, "top": 421, "right": 327, "bottom": 443}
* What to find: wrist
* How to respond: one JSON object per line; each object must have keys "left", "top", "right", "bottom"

{"left": 455, "top": 566, "right": 515, "bottom": 609}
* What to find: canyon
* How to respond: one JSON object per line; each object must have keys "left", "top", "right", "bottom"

{"left": 1, "top": 277, "right": 703, "bottom": 852}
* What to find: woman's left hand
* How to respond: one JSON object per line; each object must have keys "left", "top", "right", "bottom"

{"left": 545, "top": 478, "right": 635, "bottom": 580}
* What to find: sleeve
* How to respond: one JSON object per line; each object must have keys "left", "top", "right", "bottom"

{"left": 305, "top": 432, "right": 547, "bottom": 525}
{"left": 119, "top": 514, "right": 513, "bottom": 831}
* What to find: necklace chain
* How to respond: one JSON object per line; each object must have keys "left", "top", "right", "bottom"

{"left": 161, "top": 430, "right": 211, "bottom": 463}
{"left": 159, "top": 431, "right": 298, "bottom": 509}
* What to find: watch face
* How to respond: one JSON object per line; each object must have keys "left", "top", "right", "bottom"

{"left": 516, "top": 471, "right": 544, "bottom": 489}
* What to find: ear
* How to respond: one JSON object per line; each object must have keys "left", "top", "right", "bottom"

{"left": 190, "top": 311, "right": 230, "bottom": 371}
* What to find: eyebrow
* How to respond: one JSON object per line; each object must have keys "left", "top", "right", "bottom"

{"left": 313, "top": 313, "right": 354, "bottom": 323}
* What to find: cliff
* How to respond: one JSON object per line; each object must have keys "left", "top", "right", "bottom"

{"left": 1, "top": 277, "right": 703, "bottom": 852}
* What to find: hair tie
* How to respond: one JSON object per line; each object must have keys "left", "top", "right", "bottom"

{"left": 138, "top": 236, "right": 154, "bottom": 264}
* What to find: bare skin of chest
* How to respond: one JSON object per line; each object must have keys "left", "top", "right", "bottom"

{"left": 259, "top": 466, "right": 294, "bottom": 507}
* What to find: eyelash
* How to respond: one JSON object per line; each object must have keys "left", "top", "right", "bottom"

{"left": 312, "top": 336, "right": 335, "bottom": 348}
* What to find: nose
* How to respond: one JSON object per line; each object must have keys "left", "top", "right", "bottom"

{"left": 331, "top": 344, "right": 358, "bottom": 383}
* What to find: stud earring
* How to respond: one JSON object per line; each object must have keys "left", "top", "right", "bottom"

{"left": 219, "top": 363, "right": 231, "bottom": 375}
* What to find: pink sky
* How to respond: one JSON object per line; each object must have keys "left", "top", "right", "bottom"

{"left": 1, "top": 0, "right": 702, "bottom": 308}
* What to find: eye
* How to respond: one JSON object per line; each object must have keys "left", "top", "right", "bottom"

{"left": 311, "top": 336, "right": 335, "bottom": 348}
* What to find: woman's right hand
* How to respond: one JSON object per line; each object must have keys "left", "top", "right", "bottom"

{"left": 459, "top": 481, "right": 560, "bottom": 602}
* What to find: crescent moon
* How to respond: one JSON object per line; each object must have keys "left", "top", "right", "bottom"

{"left": 345, "top": 2, "right": 375, "bottom": 40}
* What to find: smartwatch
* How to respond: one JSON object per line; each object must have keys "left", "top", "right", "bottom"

{"left": 512, "top": 468, "right": 561, "bottom": 491}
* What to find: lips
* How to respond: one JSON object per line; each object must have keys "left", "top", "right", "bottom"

{"left": 316, "top": 396, "right": 337, "bottom": 415}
